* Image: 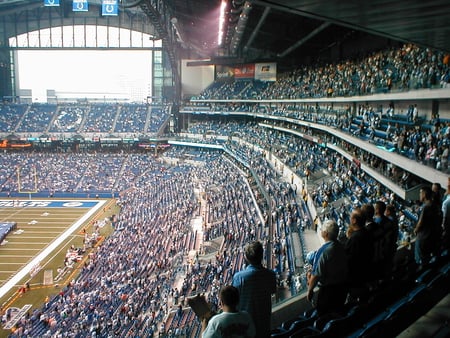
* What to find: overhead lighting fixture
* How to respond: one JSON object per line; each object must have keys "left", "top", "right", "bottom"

{"left": 217, "top": 0, "right": 227, "bottom": 46}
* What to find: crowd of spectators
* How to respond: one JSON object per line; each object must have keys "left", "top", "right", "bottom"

{"left": 0, "top": 103, "right": 170, "bottom": 136}
{"left": 179, "top": 121, "right": 450, "bottom": 337}
{"left": 2, "top": 42, "right": 450, "bottom": 337}
{"left": 0, "top": 152, "right": 121, "bottom": 194}
{"left": 148, "top": 106, "right": 171, "bottom": 134}
{"left": 0, "top": 116, "right": 428, "bottom": 244}
{"left": 1, "top": 115, "right": 444, "bottom": 337}
{"left": 7, "top": 153, "right": 197, "bottom": 337}
{"left": 183, "top": 44, "right": 450, "bottom": 173}
{"left": 181, "top": 100, "right": 450, "bottom": 173}
{"left": 188, "top": 121, "right": 420, "bottom": 264}
{"left": 50, "top": 106, "right": 85, "bottom": 133}
{"left": 15, "top": 104, "right": 56, "bottom": 133}
{"left": 82, "top": 104, "right": 121, "bottom": 133}
{"left": 6, "top": 145, "right": 307, "bottom": 337}
{"left": 0, "top": 104, "right": 27, "bottom": 133}
{"left": 0, "top": 113, "right": 426, "bottom": 265}
{"left": 194, "top": 44, "right": 450, "bottom": 101}
{"left": 114, "top": 104, "right": 148, "bottom": 133}
{"left": 181, "top": 119, "right": 426, "bottom": 249}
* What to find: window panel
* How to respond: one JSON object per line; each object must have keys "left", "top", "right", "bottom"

{"left": 73, "top": 25, "right": 85, "bottom": 47}
{"left": 10, "top": 25, "right": 161, "bottom": 50}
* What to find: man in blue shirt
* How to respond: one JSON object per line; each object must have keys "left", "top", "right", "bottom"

{"left": 307, "top": 220, "right": 348, "bottom": 315}
{"left": 232, "top": 241, "right": 277, "bottom": 338}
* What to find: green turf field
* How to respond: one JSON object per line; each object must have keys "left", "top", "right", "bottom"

{"left": 0, "top": 199, "right": 119, "bottom": 337}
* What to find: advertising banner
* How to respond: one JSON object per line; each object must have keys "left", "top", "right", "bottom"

{"left": 234, "top": 64, "right": 255, "bottom": 80}
{"left": 215, "top": 65, "right": 234, "bottom": 80}
{"left": 255, "top": 62, "right": 277, "bottom": 81}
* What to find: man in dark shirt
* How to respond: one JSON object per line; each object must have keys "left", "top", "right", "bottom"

{"left": 384, "top": 203, "right": 400, "bottom": 274}
{"left": 372, "top": 200, "right": 397, "bottom": 280}
{"left": 345, "top": 208, "right": 372, "bottom": 301}
{"left": 362, "top": 203, "right": 383, "bottom": 282}
{"left": 414, "top": 186, "right": 443, "bottom": 266}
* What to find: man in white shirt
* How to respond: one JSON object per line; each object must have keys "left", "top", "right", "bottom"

{"left": 202, "top": 285, "right": 255, "bottom": 338}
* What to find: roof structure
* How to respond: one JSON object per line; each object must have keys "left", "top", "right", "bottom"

{"left": 166, "top": 0, "right": 450, "bottom": 70}
{"left": 1, "top": 0, "right": 449, "bottom": 71}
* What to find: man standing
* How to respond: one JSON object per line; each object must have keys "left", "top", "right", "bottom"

{"left": 232, "top": 241, "right": 276, "bottom": 338}
{"left": 412, "top": 104, "right": 419, "bottom": 123}
{"left": 307, "top": 220, "right": 348, "bottom": 315}
{"left": 442, "top": 181, "right": 450, "bottom": 251}
{"left": 374, "top": 200, "right": 397, "bottom": 279}
{"left": 344, "top": 208, "right": 372, "bottom": 300}
{"left": 414, "top": 186, "right": 442, "bottom": 266}
{"left": 202, "top": 285, "right": 255, "bottom": 338}
{"left": 362, "top": 203, "right": 384, "bottom": 282}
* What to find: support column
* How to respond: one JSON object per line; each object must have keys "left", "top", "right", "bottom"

{"left": 0, "top": 21, "right": 13, "bottom": 99}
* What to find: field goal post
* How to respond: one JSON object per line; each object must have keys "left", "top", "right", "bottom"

{"left": 17, "top": 165, "right": 38, "bottom": 199}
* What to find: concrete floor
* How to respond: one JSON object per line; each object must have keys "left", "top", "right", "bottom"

{"left": 397, "top": 293, "right": 450, "bottom": 338}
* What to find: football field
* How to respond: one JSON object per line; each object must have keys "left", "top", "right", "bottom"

{"left": 0, "top": 199, "right": 107, "bottom": 304}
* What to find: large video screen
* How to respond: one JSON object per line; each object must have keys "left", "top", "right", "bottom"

{"left": 16, "top": 49, "right": 153, "bottom": 102}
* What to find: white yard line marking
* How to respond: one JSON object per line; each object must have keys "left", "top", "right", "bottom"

{"left": 0, "top": 255, "right": 39, "bottom": 258}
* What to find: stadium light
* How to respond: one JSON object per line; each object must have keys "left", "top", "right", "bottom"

{"left": 217, "top": 0, "right": 227, "bottom": 46}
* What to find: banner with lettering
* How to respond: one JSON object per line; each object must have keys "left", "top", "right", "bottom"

{"left": 234, "top": 64, "right": 255, "bottom": 80}
{"left": 73, "top": 0, "right": 88, "bottom": 12}
{"left": 255, "top": 62, "right": 277, "bottom": 81}
{"left": 215, "top": 65, "right": 234, "bottom": 80}
{"left": 102, "top": 0, "right": 118, "bottom": 16}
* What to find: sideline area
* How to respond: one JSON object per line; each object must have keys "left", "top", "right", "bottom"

{"left": 0, "top": 199, "right": 106, "bottom": 300}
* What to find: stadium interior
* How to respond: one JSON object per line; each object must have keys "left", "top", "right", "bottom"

{"left": 0, "top": 0, "right": 450, "bottom": 337}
